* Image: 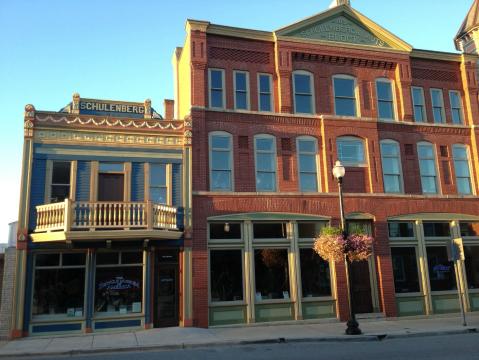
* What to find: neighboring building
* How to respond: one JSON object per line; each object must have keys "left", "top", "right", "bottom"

{"left": 172, "top": 0, "right": 479, "bottom": 327}
{"left": 0, "top": 222, "right": 17, "bottom": 339}
{"left": 10, "top": 94, "right": 192, "bottom": 337}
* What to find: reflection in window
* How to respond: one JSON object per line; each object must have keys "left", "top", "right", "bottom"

{"left": 297, "top": 222, "right": 327, "bottom": 238}
{"left": 452, "top": 144, "right": 472, "bottom": 195}
{"left": 460, "top": 222, "right": 479, "bottom": 237}
{"left": 430, "top": 89, "right": 445, "bottom": 123}
{"left": 258, "top": 74, "right": 273, "bottom": 112}
{"left": 293, "top": 71, "right": 314, "bottom": 114}
{"left": 426, "top": 246, "right": 456, "bottom": 291}
{"left": 95, "top": 252, "right": 143, "bottom": 315}
{"left": 376, "top": 80, "right": 395, "bottom": 120}
{"left": 209, "top": 69, "right": 224, "bottom": 108}
{"left": 417, "top": 142, "right": 438, "bottom": 194}
{"left": 334, "top": 76, "right": 357, "bottom": 117}
{"left": 449, "top": 91, "right": 463, "bottom": 125}
{"left": 388, "top": 222, "right": 414, "bottom": 238}
{"left": 297, "top": 137, "right": 318, "bottom": 192}
{"left": 337, "top": 137, "right": 365, "bottom": 166}
{"left": 255, "top": 135, "right": 277, "bottom": 191}
{"left": 465, "top": 246, "right": 479, "bottom": 289}
{"left": 234, "top": 71, "right": 249, "bottom": 110}
{"left": 300, "top": 249, "right": 331, "bottom": 297}
{"left": 51, "top": 161, "right": 71, "bottom": 203}
{"left": 32, "top": 253, "right": 86, "bottom": 317}
{"left": 209, "top": 133, "right": 233, "bottom": 191}
{"left": 210, "top": 250, "right": 243, "bottom": 302}
{"left": 209, "top": 223, "right": 241, "bottom": 239}
{"left": 150, "top": 164, "right": 167, "bottom": 204}
{"left": 380, "top": 140, "right": 402, "bottom": 193}
{"left": 412, "top": 87, "right": 426, "bottom": 122}
{"left": 391, "top": 247, "right": 420, "bottom": 293}
{"left": 254, "top": 249, "right": 290, "bottom": 300}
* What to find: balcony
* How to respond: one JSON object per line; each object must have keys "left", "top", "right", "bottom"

{"left": 31, "top": 199, "right": 183, "bottom": 243}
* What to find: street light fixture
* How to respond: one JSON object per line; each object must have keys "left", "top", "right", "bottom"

{"left": 332, "top": 160, "right": 362, "bottom": 335}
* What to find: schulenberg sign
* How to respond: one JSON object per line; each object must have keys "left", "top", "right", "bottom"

{"left": 80, "top": 100, "right": 145, "bottom": 115}
{"left": 289, "top": 15, "right": 391, "bottom": 48}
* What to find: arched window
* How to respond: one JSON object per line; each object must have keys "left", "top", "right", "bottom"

{"left": 452, "top": 144, "right": 473, "bottom": 195}
{"left": 336, "top": 136, "right": 366, "bottom": 166}
{"left": 254, "top": 134, "right": 277, "bottom": 192}
{"left": 209, "top": 132, "right": 233, "bottom": 191}
{"left": 376, "top": 78, "right": 396, "bottom": 121}
{"left": 293, "top": 70, "right": 314, "bottom": 114}
{"left": 296, "top": 136, "right": 319, "bottom": 192}
{"left": 380, "top": 140, "right": 403, "bottom": 193}
{"left": 333, "top": 75, "right": 358, "bottom": 117}
{"left": 417, "top": 142, "right": 438, "bottom": 194}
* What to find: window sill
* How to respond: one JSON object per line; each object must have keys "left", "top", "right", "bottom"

{"left": 301, "top": 296, "right": 335, "bottom": 302}
{"left": 209, "top": 301, "right": 246, "bottom": 307}
{"left": 255, "top": 299, "right": 293, "bottom": 305}
{"left": 31, "top": 315, "right": 86, "bottom": 323}
{"left": 93, "top": 312, "right": 144, "bottom": 320}
{"left": 395, "top": 292, "right": 424, "bottom": 298}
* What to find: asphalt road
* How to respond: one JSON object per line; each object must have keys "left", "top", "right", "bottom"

{"left": 11, "top": 333, "right": 479, "bottom": 360}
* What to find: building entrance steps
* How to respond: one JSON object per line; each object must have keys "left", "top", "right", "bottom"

{"left": 0, "top": 313, "right": 478, "bottom": 358}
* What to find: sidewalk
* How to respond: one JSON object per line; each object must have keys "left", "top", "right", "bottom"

{"left": 0, "top": 313, "right": 477, "bottom": 358}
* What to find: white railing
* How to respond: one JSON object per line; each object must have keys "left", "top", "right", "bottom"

{"left": 34, "top": 199, "right": 179, "bottom": 232}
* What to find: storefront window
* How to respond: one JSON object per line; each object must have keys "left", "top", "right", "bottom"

{"left": 209, "top": 223, "right": 241, "bottom": 239}
{"left": 253, "top": 223, "right": 287, "bottom": 239}
{"left": 95, "top": 251, "right": 143, "bottom": 315}
{"left": 465, "top": 246, "right": 479, "bottom": 289}
{"left": 388, "top": 222, "right": 414, "bottom": 238}
{"left": 460, "top": 222, "right": 479, "bottom": 237}
{"left": 423, "top": 222, "right": 450, "bottom": 237}
{"left": 297, "top": 222, "right": 327, "bottom": 238}
{"left": 426, "top": 247, "right": 456, "bottom": 291}
{"left": 391, "top": 247, "right": 420, "bottom": 293}
{"left": 210, "top": 250, "right": 243, "bottom": 302}
{"left": 300, "top": 249, "right": 331, "bottom": 297}
{"left": 32, "top": 253, "right": 86, "bottom": 317}
{"left": 254, "top": 249, "right": 290, "bottom": 300}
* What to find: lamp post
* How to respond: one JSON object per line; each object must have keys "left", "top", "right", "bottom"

{"left": 332, "top": 160, "right": 362, "bottom": 335}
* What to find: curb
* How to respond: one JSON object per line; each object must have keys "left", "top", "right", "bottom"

{"left": 0, "top": 327, "right": 477, "bottom": 358}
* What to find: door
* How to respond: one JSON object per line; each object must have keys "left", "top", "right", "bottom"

{"left": 155, "top": 251, "right": 179, "bottom": 327}
{"left": 350, "top": 260, "right": 374, "bottom": 314}
{"left": 98, "top": 173, "right": 124, "bottom": 201}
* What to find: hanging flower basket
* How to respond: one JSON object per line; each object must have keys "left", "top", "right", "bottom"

{"left": 313, "top": 226, "right": 374, "bottom": 263}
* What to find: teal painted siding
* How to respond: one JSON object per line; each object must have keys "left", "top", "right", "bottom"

{"left": 29, "top": 159, "right": 46, "bottom": 231}
{"left": 131, "top": 163, "right": 145, "bottom": 201}
{"left": 76, "top": 161, "right": 91, "bottom": 201}
{"left": 172, "top": 163, "right": 182, "bottom": 207}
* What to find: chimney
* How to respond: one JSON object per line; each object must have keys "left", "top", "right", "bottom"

{"left": 164, "top": 99, "right": 174, "bottom": 120}
{"left": 329, "top": 0, "right": 350, "bottom": 8}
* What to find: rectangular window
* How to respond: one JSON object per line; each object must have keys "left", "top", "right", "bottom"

{"left": 32, "top": 253, "right": 86, "bottom": 317}
{"left": 417, "top": 143, "right": 438, "bottom": 194}
{"left": 50, "top": 161, "right": 71, "bottom": 203}
{"left": 297, "top": 138, "right": 318, "bottom": 192}
{"left": 460, "top": 222, "right": 479, "bottom": 237}
{"left": 253, "top": 223, "right": 287, "bottom": 239}
{"left": 449, "top": 91, "right": 464, "bottom": 124}
{"left": 465, "top": 246, "right": 479, "bottom": 289}
{"left": 380, "top": 141, "right": 402, "bottom": 193}
{"left": 95, "top": 251, "right": 143, "bottom": 315}
{"left": 293, "top": 72, "right": 314, "bottom": 114}
{"left": 423, "top": 222, "right": 450, "bottom": 237}
{"left": 254, "top": 249, "right": 290, "bottom": 300}
{"left": 300, "top": 248, "right": 331, "bottom": 297}
{"left": 234, "top": 71, "right": 249, "bottom": 110}
{"left": 391, "top": 247, "right": 420, "bottom": 293}
{"left": 430, "top": 89, "right": 445, "bottom": 123}
{"left": 258, "top": 73, "right": 273, "bottom": 112}
{"left": 210, "top": 133, "right": 233, "bottom": 191}
{"left": 209, "top": 69, "right": 225, "bottom": 109}
{"left": 99, "top": 162, "right": 124, "bottom": 173}
{"left": 452, "top": 145, "right": 472, "bottom": 195}
{"left": 150, "top": 164, "right": 168, "bottom": 204}
{"left": 411, "top": 87, "right": 426, "bottom": 122}
{"left": 255, "top": 136, "right": 277, "bottom": 192}
{"left": 210, "top": 250, "right": 243, "bottom": 302}
{"left": 297, "top": 222, "right": 327, "bottom": 238}
{"left": 376, "top": 80, "right": 395, "bottom": 120}
{"left": 388, "top": 222, "right": 415, "bottom": 238}
{"left": 209, "top": 223, "right": 241, "bottom": 239}
{"left": 334, "top": 77, "right": 357, "bottom": 117}
{"left": 337, "top": 137, "right": 365, "bottom": 166}
{"left": 426, "top": 246, "right": 456, "bottom": 291}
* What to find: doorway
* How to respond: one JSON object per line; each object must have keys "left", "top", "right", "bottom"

{"left": 350, "top": 261, "right": 374, "bottom": 314}
{"left": 98, "top": 173, "right": 124, "bottom": 201}
{"left": 154, "top": 250, "right": 179, "bottom": 327}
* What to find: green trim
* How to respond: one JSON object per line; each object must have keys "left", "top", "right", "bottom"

{"left": 301, "top": 300, "right": 336, "bottom": 319}
{"left": 346, "top": 212, "right": 375, "bottom": 220}
{"left": 209, "top": 306, "right": 246, "bottom": 326}
{"left": 431, "top": 294, "right": 460, "bottom": 314}
{"left": 395, "top": 296, "right": 425, "bottom": 316}
{"left": 388, "top": 213, "right": 479, "bottom": 222}
{"left": 208, "top": 212, "right": 331, "bottom": 222}
{"left": 469, "top": 293, "right": 479, "bottom": 312}
{"left": 255, "top": 303, "right": 294, "bottom": 322}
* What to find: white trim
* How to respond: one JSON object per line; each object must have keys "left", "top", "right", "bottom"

{"left": 448, "top": 90, "right": 464, "bottom": 125}
{"left": 257, "top": 73, "right": 274, "bottom": 113}
{"left": 254, "top": 134, "right": 278, "bottom": 192}
{"left": 452, "top": 143, "right": 475, "bottom": 196}
{"left": 332, "top": 74, "right": 360, "bottom": 118}
{"left": 411, "top": 86, "right": 427, "bottom": 123}
{"left": 336, "top": 136, "right": 366, "bottom": 167}
{"left": 208, "top": 68, "right": 226, "bottom": 110}
{"left": 380, "top": 139, "right": 404, "bottom": 194}
{"left": 375, "top": 78, "right": 397, "bottom": 121}
{"left": 209, "top": 131, "right": 234, "bottom": 192}
{"left": 296, "top": 136, "right": 319, "bottom": 192}
{"left": 430, "top": 88, "right": 446, "bottom": 124}
{"left": 292, "top": 70, "right": 315, "bottom": 114}
{"left": 417, "top": 141, "right": 441, "bottom": 195}
{"left": 233, "top": 70, "right": 250, "bottom": 111}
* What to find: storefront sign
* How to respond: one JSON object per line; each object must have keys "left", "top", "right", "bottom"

{"left": 80, "top": 101, "right": 145, "bottom": 115}
{"left": 98, "top": 276, "right": 140, "bottom": 291}
{"left": 448, "top": 238, "right": 465, "bottom": 261}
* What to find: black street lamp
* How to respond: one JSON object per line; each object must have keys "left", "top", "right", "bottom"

{"left": 332, "top": 160, "right": 362, "bottom": 336}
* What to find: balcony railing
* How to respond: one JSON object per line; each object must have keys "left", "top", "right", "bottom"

{"left": 34, "top": 199, "right": 180, "bottom": 233}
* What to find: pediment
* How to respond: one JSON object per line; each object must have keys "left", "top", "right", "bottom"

{"left": 276, "top": 5, "right": 411, "bottom": 52}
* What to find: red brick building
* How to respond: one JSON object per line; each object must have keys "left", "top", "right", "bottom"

{"left": 173, "top": 1, "right": 479, "bottom": 328}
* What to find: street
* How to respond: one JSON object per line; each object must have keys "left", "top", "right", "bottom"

{"left": 13, "top": 333, "right": 479, "bottom": 360}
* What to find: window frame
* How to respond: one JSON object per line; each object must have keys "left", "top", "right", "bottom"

{"left": 417, "top": 141, "right": 440, "bottom": 195}
{"left": 149, "top": 163, "right": 171, "bottom": 205}
{"left": 380, "top": 139, "right": 404, "bottom": 194}
{"left": 452, "top": 144, "right": 474, "bottom": 195}
{"left": 333, "top": 74, "right": 359, "bottom": 117}
{"left": 47, "top": 160, "right": 72, "bottom": 204}
{"left": 292, "top": 70, "right": 315, "bottom": 114}
{"left": 296, "top": 136, "right": 319, "bottom": 192}
{"left": 257, "top": 73, "right": 274, "bottom": 113}
{"left": 209, "top": 131, "right": 234, "bottom": 192}
{"left": 430, "top": 88, "right": 446, "bottom": 124}
{"left": 336, "top": 136, "right": 367, "bottom": 167}
{"left": 411, "top": 86, "right": 427, "bottom": 123}
{"left": 233, "top": 70, "right": 250, "bottom": 111}
{"left": 449, "top": 90, "right": 464, "bottom": 125}
{"left": 208, "top": 68, "right": 226, "bottom": 109}
{"left": 390, "top": 245, "right": 423, "bottom": 295}
{"left": 375, "top": 78, "right": 396, "bottom": 121}
{"left": 254, "top": 134, "right": 278, "bottom": 192}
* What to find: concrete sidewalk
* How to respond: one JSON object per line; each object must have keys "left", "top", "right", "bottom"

{"left": 0, "top": 313, "right": 478, "bottom": 358}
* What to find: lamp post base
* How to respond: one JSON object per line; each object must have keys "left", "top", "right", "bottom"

{"left": 345, "top": 318, "right": 362, "bottom": 335}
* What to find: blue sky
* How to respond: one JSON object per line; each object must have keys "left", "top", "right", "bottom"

{"left": 0, "top": 0, "right": 473, "bottom": 242}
